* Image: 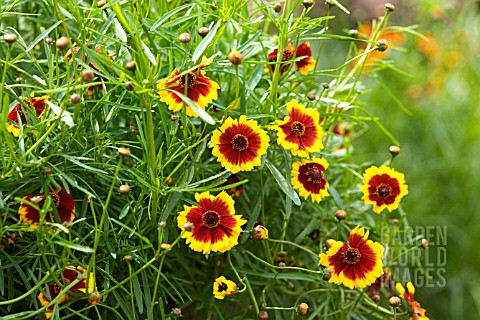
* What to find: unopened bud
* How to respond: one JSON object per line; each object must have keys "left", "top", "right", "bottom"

{"left": 258, "top": 311, "right": 269, "bottom": 319}
{"left": 171, "top": 114, "right": 178, "bottom": 121}
{"left": 70, "top": 93, "right": 81, "bottom": 104}
{"left": 385, "top": 3, "right": 395, "bottom": 12}
{"left": 15, "top": 77, "right": 23, "bottom": 83}
{"left": 126, "top": 61, "right": 136, "bottom": 71}
{"left": 45, "top": 37, "right": 54, "bottom": 44}
{"left": 274, "top": 3, "right": 282, "bottom": 13}
{"left": 389, "top": 296, "right": 401, "bottom": 308}
{"left": 325, "top": 238, "right": 335, "bottom": 249}
{"left": 198, "top": 27, "right": 209, "bottom": 38}
{"left": 81, "top": 69, "right": 95, "bottom": 82}
{"left": 44, "top": 167, "right": 53, "bottom": 174}
{"left": 325, "top": 0, "right": 335, "bottom": 6}
{"left": 278, "top": 261, "right": 286, "bottom": 267}
{"left": 228, "top": 50, "right": 243, "bottom": 65}
{"left": 55, "top": 36, "right": 70, "bottom": 51}
{"left": 165, "top": 177, "right": 174, "bottom": 186}
{"left": 322, "top": 82, "right": 330, "bottom": 89}
{"left": 125, "top": 81, "right": 134, "bottom": 91}
{"left": 348, "top": 29, "right": 359, "bottom": 37}
{"left": 97, "top": 0, "right": 106, "bottom": 7}
{"left": 303, "top": 0, "right": 315, "bottom": 8}
{"left": 183, "top": 222, "right": 194, "bottom": 232}
{"left": 375, "top": 39, "right": 389, "bottom": 52}
{"left": 88, "top": 292, "right": 102, "bottom": 305}
{"left": 30, "top": 195, "right": 44, "bottom": 204}
{"left": 371, "top": 294, "right": 381, "bottom": 303}
{"left": 4, "top": 34, "right": 17, "bottom": 44}
{"left": 323, "top": 268, "right": 331, "bottom": 281}
{"left": 123, "top": 255, "right": 133, "bottom": 261}
{"left": 335, "top": 209, "right": 347, "bottom": 220}
{"left": 307, "top": 93, "right": 316, "bottom": 101}
{"left": 253, "top": 225, "right": 269, "bottom": 240}
{"left": 118, "top": 147, "right": 131, "bottom": 157}
{"left": 421, "top": 238, "right": 429, "bottom": 249}
{"left": 179, "top": 33, "right": 191, "bottom": 43}
{"left": 119, "top": 184, "right": 131, "bottom": 194}
{"left": 389, "top": 145, "right": 400, "bottom": 156}
{"left": 172, "top": 308, "right": 182, "bottom": 316}
{"left": 158, "top": 221, "right": 167, "bottom": 229}
{"left": 298, "top": 302, "right": 309, "bottom": 315}
{"left": 161, "top": 243, "right": 171, "bottom": 250}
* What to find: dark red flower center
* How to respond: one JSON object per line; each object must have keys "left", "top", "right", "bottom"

{"left": 180, "top": 72, "right": 198, "bottom": 89}
{"left": 306, "top": 167, "right": 323, "bottom": 184}
{"left": 14, "top": 105, "right": 24, "bottom": 115}
{"left": 290, "top": 121, "right": 306, "bottom": 137}
{"left": 343, "top": 247, "right": 362, "bottom": 265}
{"left": 231, "top": 134, "right": 249, "bottom": 151}
{"left": 202, "top": 211, "right": 220, "bottom": 228}
{"left": 218, "top": 282, "right": 228, "bottom": 292}
{"left": 50, "top": 192, "right": 60, "bottom": 207}
{"left": 282, "top": 48, "right": 294, "bottom": 61}
{"left": 376, "top": 184, "right": 391, "bottom": 198}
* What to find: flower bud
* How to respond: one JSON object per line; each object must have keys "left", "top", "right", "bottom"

{"left": 158, "top": 221, "right": 167, "bottom": 229}
{"left": 172, "top": 308, "right": 182, "bottom": 316}
{"left": 375, "top": 39, "right": 389, "bottom": 52}
{"left": 55, "top": 36, "right": 70, "bottom": 51}
{"left": 97, "top": 0, "right": 106, "bottom": 7}
{"left": 278, "top": 261, "right": 286, "bottom": 267}
{"left": 81, "top": 69, "right": 95, "bottom": 82}
{"left": 30, "top": 195, "right": 44, "bottom": 204}
{"left": 179, "top": 33, "right": 191, "bottom": 43}
{"left": 325, "top": 0, "right": 335, "bottom": 6}
{"left": 88, "top": 292, "right": 102, "bottom": 305}
{"left": 253, "top": 225, "right": 269, "bottom": 240}
{"left": 70, "top": 93, "right": 81, "bottom": 104}
{"left": 298, "top": 302, "right": 309, "bottom": 315}
{"left": 171, "top": 114, "right": 178, "bottom": 121}
{"left": 45, "top": 37, "right": 53, "bottom": 44}
{"left": 119, "top": 184, "right": 131, "bottom": 194}
{"left": 389, "top": 296, "right": 401, "bottom": 308}
{"left": 322, "top": 82, "right": 330, "bottom": 89}
{"left": 348, "top": 29, "right": 359, "bottom": 38}
{"left": 335, "top": 209, "right": 347, "bottom": 220}
{"left": 371, "top": 294, "right": 381, "bottom": 303}
{"left": 421, "top": 238, "right": 429, "bottom": 249}
{"left": 184, "top": 222, "right": 194, "bottom": 232}
{"left": 274, "top": 3, "right": 282, "bottom": 13}
{"left": 303, "top": 0, "right": 314, "bottom": 8}
{"left": 307, "top": 93, "right": 316, "bottom": 101}
{"left": 164, "top": 177, "right": 174, "bottom": 186}
{"left": 323, "top": 268, "right": 331, "bottom": 281}
{"left": 385, "top": 3, "right": 395, "bottom": 12}
{"left": 44, "top": 167, "right": 53, "bottom": 174}
{"left": 389, "top": 145, "right": 400, "bottom": 157}
{"left": 118, "top": 147, "right": 131, "bottom": 157}
{"left": 228, "top": 50, "right": 243, "bottom": 65}
{"left": 4, "top": 34, "right": 17, "bottom": 44}
{"left": 258, "top": 311, "right": 269, "bottom": 319}
{"left": 161, "top": 243, "right": 171, "bottom": 250}
{"left": 325, "top": 238, "right": 335, "bottom": 249}
{"left": 123, "top": 255, "right": 133, "bottom": 261}
{"left": 125, "top": 81, "right": 134, "bottom": 91}
{"left": 125, "top": 61, "right": 136, "bottom": 71}
{"left": 198, "top": 27, "right": 209, "bottom": 38}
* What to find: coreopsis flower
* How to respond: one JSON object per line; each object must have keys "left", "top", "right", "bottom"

{"left": 270, "top": 99, "right": 325, "bottom": 157}
{"left": 18, "top": 188, "right": 75, "bottom": 226}
{"left": 210, "top": 115, "right": 270, "bottom": 174}
{"left": 6, "top": 96, "right": 47, "bottom": 137}
{"left": 213, "top": 276, "right": 237, "bottom": 299}
{"left": 360, "top": 166, "right": 408, "bottom": 214}
{"left": 177, "top": 191, "right": 246, "bottom": 254}
{"left": 38, "top": 266, "right": 95, "bottom": 319}
{"left": 396, "top": 282, "right": 430, "bottom": 320}
{"left": 291, "top": 157, "right": 329, "bottom": 203}
{"left": 266, "top": 42, "right": 315, "bottom": 75}
{"left": 157, "top": 65, "right": 220, "bottom": 117}
{"left": 319, "top": 226, "right": 385, "bottom": 289}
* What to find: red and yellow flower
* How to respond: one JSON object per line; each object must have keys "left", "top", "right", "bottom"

{"left": 291, "top": 157, "right": 329, "bottom": 203}
{"left": 18, "top": 188, "right": 76, "bottom": 226}
{"left": 396, "top": 282, "right": 430, "bottom": 320}
{"left": 210, "top": 115, "right": 270, "bottom": 174}
{"left": 266, "top": 42, "right": 315, "bottom": 75}
{"left": 360, "top": 166, "right": 408, "bottom": 214}
{"left": 6, "top": 96, "right": 47, "bottom": 137}
{"left": 213, "top": 276, "right": 237, "bottom": 300}
{"left": 270, "top": 99, "right": 325, "bottom": 157}
{"left": 38, "top": 266, "right": 95, "bottom": 319}
{"left": 177, "top": 191, "right": 246, "bottom": 254}
{"left": 157, "top": 65, "right": 220, "bottom": 117}
{"left": 319, "top": 226, "right": 385, "bottom": 289}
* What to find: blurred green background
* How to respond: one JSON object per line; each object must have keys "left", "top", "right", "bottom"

{"left": 347, "top": 0, "right": 480, "bottom": 318}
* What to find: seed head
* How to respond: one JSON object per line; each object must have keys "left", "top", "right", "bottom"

{"left": 298, "top": 302, "right": 309, "bottom": 315}
{"left": 4, "top": 34, "right": 17, "bottom": 44}
{"left": 125, "top": 61, "right": 136, "bottom": 71}
{"left": 375, "top": 39, "right": 389, "bottom": 52}
{"left": 69, "top": 93, "right": 81, "bottom": 104}
{"left": 55, "top": 36, "right": 70, "bottom": 51}
{"left": 81, "top": 69, "right": 95, "bottom": 82}
{"left": 228, "top": 50, "right": 243, "bottom": 65}
{"left": 389, "top": 296, "right": 401, "bottom": 308}
{"left": 179, "top": 33, "right": 191, "bottom": 44}
{"left": 198, "top": 27, "right": 209, "bottom": 38}
{"left": 335, "top": 209, "right": 347, "bottom": 220}
{"left": 118, "top": 147, "right": 131, "bottom": 157}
